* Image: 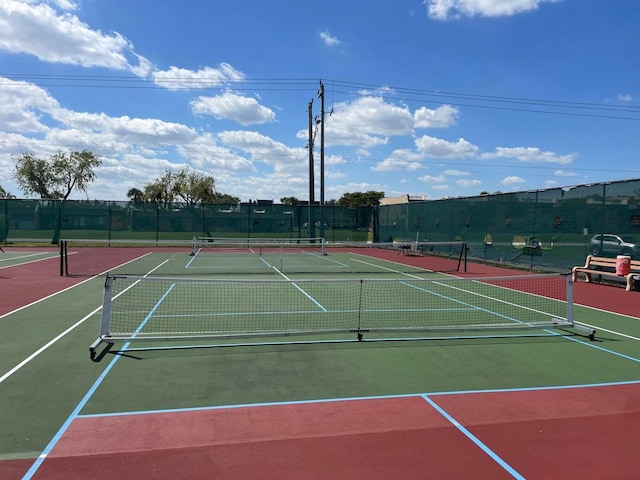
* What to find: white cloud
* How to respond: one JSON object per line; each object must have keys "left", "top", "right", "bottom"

{"left": 426, "top": 0, "right": 562, "bottom": 20}
{"left": 456, "top": 178, "right": 481, "bottom": 188}
{"left": 0, "top": 77, "right": 60, "bottom": 132}
{"left": 152, "top": 64, "right": 246, "bottom": 90}
{"left": 419, "top": 174, "right": 447, "bottom": 183}
{"left": 298, "top": 95, "right": 414, "bottom": 149}
{"left": 342, "top": 96, "right": 413, "bottom": 135}
{"left": 415, "top": 135, "right": 478, "bottom": 158}
{"left": 414, "top": 105, "right": 460, "bottom": 128}
{"left": 178, "top": 134, "right": 256, "bottom": 173}
{"left": 217, "top": 130, "right": 308, "bottom": 173}
{"left": 481, "top": 146, "right": 576, "bottom": 164}
{"left": 554, "top": 170, "right": 578, "bottom": 177}
{"left": 501, "top": 176, "right": 526, "bottom": 186}
{"left": 372, "top": 149, "right": 424, "bottom": 171}
{"left": 319, "top": 29, "right": 341, "bottom": 46}
{"left": 191, "top": 91, "right": 276, "bottom": 126}
{"left": 0, "top": 0, "right": 151, "bottom": 75}
{"left": 442, "top": 169, "right": 470, "bottom": 176}
{"left": 56, "top": 111, "right": 200, "bottom": 145}
{"left": 617, "top": 93, "right": 634, "bottom": 102}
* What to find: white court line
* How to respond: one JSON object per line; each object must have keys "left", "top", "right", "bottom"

{"left": 0, "top": 306, "right": 102, "bottom": 385}
{"left": 0, "top": 252, "right": 59, "bottom": 269}
{"left": 0, "top": 259, "right": 169, "bottom": 384}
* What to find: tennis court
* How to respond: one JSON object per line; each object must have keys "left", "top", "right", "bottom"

{"left": 1, "top": 242, "right": 639, "bottom": 479}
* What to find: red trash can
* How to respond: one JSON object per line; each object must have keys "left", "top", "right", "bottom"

{"left": 616, "top": 255, "right": 631, "bottom": 276}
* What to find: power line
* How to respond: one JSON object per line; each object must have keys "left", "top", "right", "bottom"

{"left": 2, "top": 73, "right": 639, "bottom": 120}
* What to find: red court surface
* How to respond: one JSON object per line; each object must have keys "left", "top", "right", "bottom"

{"left": 0, "top": 250, "right": 80, "bottom": 315}
{"left": 3, "top": 248, "right": 639, "bottom": 479}
{"left": 25, "top": 383, "right": 640, "bottom": 479}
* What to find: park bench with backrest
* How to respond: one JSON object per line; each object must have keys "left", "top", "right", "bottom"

{"left": 572, "top": 255, "right": 640, "bottom": 292}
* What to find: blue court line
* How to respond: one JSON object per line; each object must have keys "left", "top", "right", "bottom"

{"left": 21, "top": 284, "right": 176, "bottom": 480}
{"left": 21, "top": 341, "right": 125, "bottom": 479}
{"left": 76, "top": 378, "right": 640, "bottom": 419}
{"left": 184, "top": 250, "right": 198, "bottom": 268}
{"left": 421, "top": 394, "right": 525, "bottom": 479}
{"left": 401, "top": 281, "right": 533, "bottom": 326}
{"left": 559, "top": 334, "right": 640, "bottom": 363}
{"left": 149, "top": 306, "right": 474, "bottom": 319}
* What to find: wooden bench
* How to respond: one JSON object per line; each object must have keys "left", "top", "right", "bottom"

{"left": 572, "top": 255, "right": 640, "bottom": 291}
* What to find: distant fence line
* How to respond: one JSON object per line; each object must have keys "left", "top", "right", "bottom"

{"left": 2, "top": 178, "right": 640, "bottom": 272}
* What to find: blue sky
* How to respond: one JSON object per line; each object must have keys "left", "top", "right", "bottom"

{"left": 1, "top": 0, "right": 639, "bottom": 202}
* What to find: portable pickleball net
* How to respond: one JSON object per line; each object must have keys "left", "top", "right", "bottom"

{"left": 89, "top": 273, "right": 595, "bottom": 360}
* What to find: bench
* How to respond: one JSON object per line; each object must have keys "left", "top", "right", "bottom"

{"left": 572, "top": 255, "right": 640, "bottom": 291}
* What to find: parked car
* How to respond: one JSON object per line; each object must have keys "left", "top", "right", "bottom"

{"left": 589, "top": 234, "right": 640, "bottom": 258}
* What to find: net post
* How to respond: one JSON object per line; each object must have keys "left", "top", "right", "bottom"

{"left": 59, "top": 240, "right": 64, "bottom": 276}
{"left": 357, "top": 279, "right": 364, "bottom": 340}
{"left": 566, "top": 273, "right": 574, "bottom": 326}
{"left": 456, "top": 242, "right": 468, "bottom": 272}
{"left": 321, "top": 237, "right": 327, "bottom": 255}
{"left": 100, "top": 275, "right": 115, "bottom": 338}
{"left": 464, "top": 242, "right": 467, "bottom": 272}
{"left": 90, "top": 275, "right": 115, "bottom": 360}
{"left": 565, "top": 274, "right": 596, "bottom": 340}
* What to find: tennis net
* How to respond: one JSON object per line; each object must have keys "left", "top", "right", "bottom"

{"left": 62, "top": 239, "right": 467, "bottom": 276}
{"left": 191, "top": 236, "right": 326, "bottom": 255}
{"left": 90, "top": 273, "right": 592, "bottom": 360}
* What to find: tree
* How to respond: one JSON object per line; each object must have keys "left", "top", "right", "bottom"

{"left": 143, "top": 166, "right": 217, "bottom": 205}
{"left": 126, "top": 188, "right": 145, "bottom": 203}
{"left": 143, "top": 171, "right": 174, "bottom": 204}
{"left": 171, "top": 167, "right": 216, "bottom": 204}
{"left": 12, "top": 150, "right": 102, "bottom": 243}
{"left": 213, "top": 193, "right": 240, "bottom": 204}
{"left": 280, "top": 196, "right": 299, "bottom": 205}
{"left": 0, "top": 186, "right": 15, "bottom": 198}
{"left": 337, "top": 191, "right": 385, "bottom": 208}
{"left": 12, "top": 150, "right": 102, "bottom": 200}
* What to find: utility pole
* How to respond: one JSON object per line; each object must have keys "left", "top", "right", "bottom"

{"left": 308, "top": 99, "right": 315, "bottom": 206}
{"left": 318, "top": 81, "right": 325, "bottom": 206}
{"left": 318, "top": 81, "right": 326, "bottom": 240}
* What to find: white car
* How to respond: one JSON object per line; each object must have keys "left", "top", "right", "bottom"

{"left": 589, "top": 234, "right": 640, "bottom": 258}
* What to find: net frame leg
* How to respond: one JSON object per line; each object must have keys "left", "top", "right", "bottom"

{"left": 89, "top": 338, "right": 113, "bottom": 362}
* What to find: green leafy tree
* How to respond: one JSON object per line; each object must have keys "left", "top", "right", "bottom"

{"left": 280, "top": 196, "right": 299, "bottom": 205}
{"left": 0, "top": 186, "right": 15, "bottom": 198}
{"left": 143, "top": 167, "right": 240, "bottom": 205}
{"left": 144, "top": 172, "right": 174, "bottom": 204}
{"left": 126, "top": 188, "right": 145, "bottom": 203}
{"left": 171, "top": 167, "right": 216, "bottom": 204}
{"left": 337, "top": 191, "right": 385, "bottom": 208}
{"left": 143, "top": 167, "right": 218, "bottom": 205}
{"left": 12, "top": 150, "right": 102, "bottom": 200}
{"left": 143, "top": 167, "right": 240, "bottom": 236}
{"left": 11, "top": 150, "right": 102, "bottom": 243}
{"left": 213, "top": 193, "right": 240, "bottom": 204}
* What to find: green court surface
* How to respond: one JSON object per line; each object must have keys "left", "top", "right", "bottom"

{"left": 1, "top": 247, "right": 639, "bottom": 478}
